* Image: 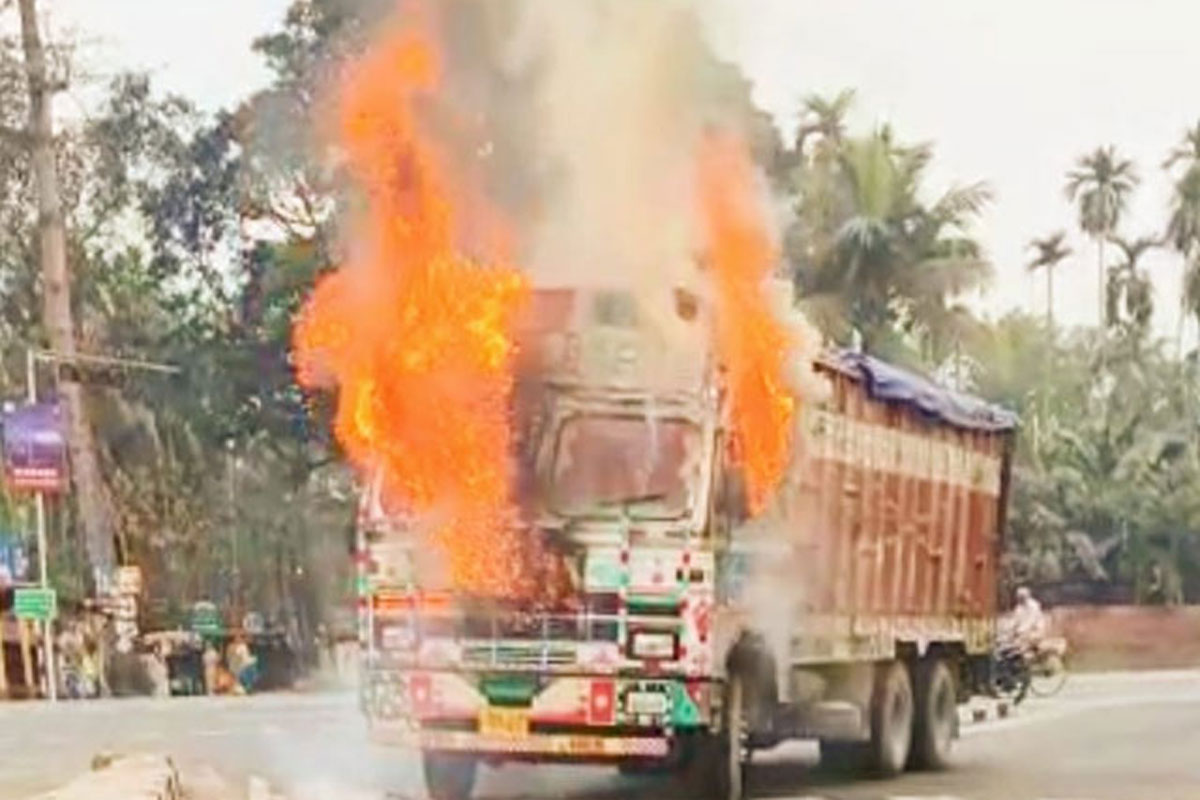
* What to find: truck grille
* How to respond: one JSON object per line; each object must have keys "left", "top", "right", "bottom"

{"left": 461, "top": 641, "right": 577, "bottom": 667}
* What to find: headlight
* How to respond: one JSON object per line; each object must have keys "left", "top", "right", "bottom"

{"left": 629, "top": 630, "right": 677, "bottom": 660}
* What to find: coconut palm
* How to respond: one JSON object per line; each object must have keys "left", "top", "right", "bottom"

{"left": 794, "top": 88, "right": 856, "bottom": 156}
{"left": 1027, "top": 231, "right": 1072, "bottom": 328}
{"left": 792, "top": 126, "right": 990, "bottom": 356}
{"left": 1105, "top": 234, "right": 1161, "bottom": 334}
{"left": 1163, "top": 121, "right": 1200, "bottom": 173}
{"left": 1065, "top": 146, "right": 1139, "bottom": 326}
{"left": 1165, "top": 123, "right": 1200, "bottom": 352}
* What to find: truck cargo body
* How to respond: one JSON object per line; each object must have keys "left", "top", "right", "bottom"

{"left": 745, "top": 354, "right": 1010, "bottom": 665}
{"left": 357, "top": 288, "right": 1017, "bottom": 800}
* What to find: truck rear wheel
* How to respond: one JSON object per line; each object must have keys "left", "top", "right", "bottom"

{"left": 910, "top": 658, "right": 956, "bottom": 770}
{"left": 422, "top": 752, "right": 477, "bottom": 800}
{"left": 868, "top": 660, "right": 913, "bottom": 778}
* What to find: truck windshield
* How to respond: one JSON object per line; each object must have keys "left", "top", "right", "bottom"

{"left": 548, "top": 414, "right": 701, "bottom": 520}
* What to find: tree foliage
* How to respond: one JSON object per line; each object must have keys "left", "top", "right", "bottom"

{"left": 783, "top": 94, "right": 991, "bottom": 365}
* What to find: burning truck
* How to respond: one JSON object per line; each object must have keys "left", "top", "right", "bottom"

{"left": 353, "top": 286, "right": 1017, "bottom": 800}
{"left": 292, "top": 13, "right": 1018, "bottom": 800}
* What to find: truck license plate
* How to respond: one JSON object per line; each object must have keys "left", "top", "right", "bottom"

{"left": 479, "top": 706, "right": 530, "bottom": 738}
{"left": 626, "top": 691, "right": 668, "bottom": 716}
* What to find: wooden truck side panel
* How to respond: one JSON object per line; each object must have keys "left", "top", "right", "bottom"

{"left": 771, "top": 358, "right": 1013, "bottom": 662}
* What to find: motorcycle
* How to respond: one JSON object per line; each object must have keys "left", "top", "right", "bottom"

{"left": 992, "top": 635, "right": 1069, "bottom": 705}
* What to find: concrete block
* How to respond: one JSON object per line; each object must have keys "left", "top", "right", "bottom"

{"left": 28, "top": 753, "right": 181, "bottom": 800}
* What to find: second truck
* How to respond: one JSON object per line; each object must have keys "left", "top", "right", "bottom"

{"left": 356, "top": 286, "right": 1017, "bottom": 800}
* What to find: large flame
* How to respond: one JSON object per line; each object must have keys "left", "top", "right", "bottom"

{"left": 293, "top": 21, "right": 533, "bottom": 597}
{"left": 699, "top": 133, "right": 797, "bottom": 514}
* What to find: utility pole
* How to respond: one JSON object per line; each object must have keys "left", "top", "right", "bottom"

{"left": 24, "top": 348, "right": 180, "bottom": 701}
{"left": 26, "top": 348, "right": 55, "bottom": 701}
{"left": 18, "top": 0, "right": 116, "bottom": 580}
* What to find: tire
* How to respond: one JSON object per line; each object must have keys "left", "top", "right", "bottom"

{"left": 1030, "top": 652, "right": 1068, "bottom": 697}
{"left": 868, "top": 660, "right": 914, "bottom": 778}
{"left": 909, "top": 658, "right": 957, "bottom": 771}
{"left": 716, "top": 672, "right": 751, "bottom": 800}
{"left": 682, "top": 675, "right": 752, "bottom": 799}
{"left": 818, "top": 740, "right": 868, "bottom": 774}
{"left": 422, "top": 752, "right": 477, "bottom": 800}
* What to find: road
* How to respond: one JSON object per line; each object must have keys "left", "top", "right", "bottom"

{"left": 1, "top": 670, "right": 1198, "bottom": 800}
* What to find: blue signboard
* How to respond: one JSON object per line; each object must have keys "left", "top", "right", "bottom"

{"left": 1, "top": 401, "right": 67, "bottom": 492}
{"left": 0, "top": 534, "right": 29, "bottom": 585}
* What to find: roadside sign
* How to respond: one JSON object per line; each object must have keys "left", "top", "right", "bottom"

{"left": 1, "top": 401, "right": 67, "bottom": 492}
{"left": 243, "top": 611, "right": 265, "bottom": 635}
{"left": 0, "top": 535, "right": 29, "bottom": 585}
{"left": 13, "top": 587, "right": 56, "bottom": 621}
{"left": 190, "top": 601, "right": 223, "bottom": 635}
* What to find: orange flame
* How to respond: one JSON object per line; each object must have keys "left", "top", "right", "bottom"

{"left": 293, "top": 19, "right": 533, "bottom": 597}
{"left": 699, "top": 133, "right": 796, "bottom": 514}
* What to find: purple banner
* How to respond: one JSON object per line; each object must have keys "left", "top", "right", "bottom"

{"left": 2, "top": 401, "right": 67, "bottom": 492}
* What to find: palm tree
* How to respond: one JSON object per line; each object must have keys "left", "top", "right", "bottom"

{"left": 794, "top": 89, "right": 856, "bottom": 156}
{"left": 1163, "top": 121, "right": 1200, "bottom": 173}
{"left": 1105, "top": 234, "right": 1161, "bottom": 334}
{"left": 794, "top": 126, "right": 990, "bottom": 354}
{"left": 1165, "top": 122, "right": 1200, "bottom": 353}
{"left": 1065, "top": 146, "right": 1139, "bottom": 326}
{"left": 1027, "top": 231, "right": 1072, "bottom": 328}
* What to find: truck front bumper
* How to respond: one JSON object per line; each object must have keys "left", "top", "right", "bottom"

{"left": 370, "top": 721, "right": 670, "bottom": 760}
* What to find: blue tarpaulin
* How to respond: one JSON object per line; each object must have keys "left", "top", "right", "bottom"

{"left": 831, "top": 351, "right": 1019, "bottom": 433}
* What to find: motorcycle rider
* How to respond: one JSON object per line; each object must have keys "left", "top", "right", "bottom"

{"left": 1014, "top": 587, "right": 1048, "bottom": 650}
{"left": 1001, "top": 586, "right": 1048, "bottom": 661}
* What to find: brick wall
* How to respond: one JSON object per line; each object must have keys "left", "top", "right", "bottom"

{"left": 1049, "top": 605, "right": 1200, "bottom": 671}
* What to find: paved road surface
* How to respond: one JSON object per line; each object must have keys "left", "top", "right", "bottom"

{"left": 1, "top": 671, "right": 1198, "bottom": 799}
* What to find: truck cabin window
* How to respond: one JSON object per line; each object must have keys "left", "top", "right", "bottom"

{"left": 549, "top": 415, "right": 701, "bottom": 521}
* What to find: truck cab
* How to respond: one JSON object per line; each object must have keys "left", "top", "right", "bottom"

{"left": 357, "top": 288, "right": 737, "bottom": 798}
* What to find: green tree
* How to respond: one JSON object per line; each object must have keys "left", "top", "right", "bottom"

{"left": 1027, "top": 231, "right": 1072, "bottom": 328}
{"left": 786, "top": 119, "right": 991, "bottom": 362}
{"left": 1165, "top": 122, "right": 1200, "bottom": 353}
{"left": 1104, "top": 234, "right": 1160, "bottom": 337}
{"left": 1065, "top": 146, "right": 1139, "bottom": 326}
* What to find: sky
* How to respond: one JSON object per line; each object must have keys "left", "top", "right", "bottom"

{"left": 35, "top": 0, "right": 1200, "bottom": 339}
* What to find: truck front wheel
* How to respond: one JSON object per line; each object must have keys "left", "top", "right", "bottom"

{"left": 910, "top": 658, "right": 956, "bottom": 770}
{"left": 868, "top": 660, "right": 913, "bottom": 777}
{"left": 678, "top": 673, "right": 751, "bottom": 800}
{"left": 422, "top": 751, "right": 477, "bottom": 800}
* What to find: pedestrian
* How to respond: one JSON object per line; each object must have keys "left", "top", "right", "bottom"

{"left": 148, "top": 642, "right": 170, "bottom": 698}
{"left": 202, "top": 641, "right": 220, "bottom": 695}
{"left": 228, "top": 635, "right": 258, "bottom": 695}
{"left": 79, "top": 640, "right": 100, "bottom": 699}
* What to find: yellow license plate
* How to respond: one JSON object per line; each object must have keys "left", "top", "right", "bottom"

{"left": 478, "top": 706, "right": 530, "bottom": 738}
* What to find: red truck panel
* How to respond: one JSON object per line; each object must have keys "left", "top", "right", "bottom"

{"left": 787, "top": 362, "right": 1012, "bottom": 630}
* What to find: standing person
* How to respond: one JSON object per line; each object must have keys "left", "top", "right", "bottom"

{"left": 57, "top": 622, "right": 83, "bottom": 699}
{"left": 79, "top": 639, "right": 100, "bottom": 699}
{"left": 228, "top": 635, "right": 257, "bottom": 695}
{"left": 148, "top": 642, "right": 170, "bottom": 698}
{"left": 202, "top": 641, "right": 220, "bottom": 695}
